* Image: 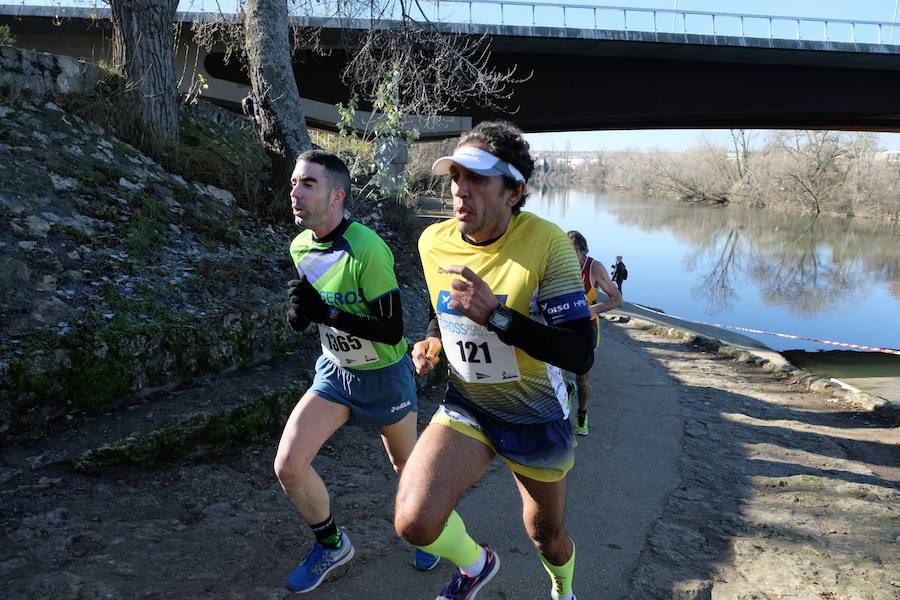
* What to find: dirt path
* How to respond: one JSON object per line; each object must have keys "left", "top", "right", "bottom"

{"left": 620, "top": 321, "right": 900, "bottom": 600}
{"left": 2, "top": 320, "right": 898, "bottom": 599}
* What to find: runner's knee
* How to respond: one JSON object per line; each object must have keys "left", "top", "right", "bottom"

{"left": 527, "top": 522, "right": 567, "bottom": 556}
{"left": 273, "top": 449, "right": 311, "bottom": 486}
{"left": 394, "top": 491, "right": 444, "bottom": 545}
{"left": 395, "top": 512, "right": 444, "bottom": 546}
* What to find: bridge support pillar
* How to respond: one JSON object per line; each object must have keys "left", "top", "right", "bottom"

{"left": 374, "top": 136, "right": 409, "bottom": 194}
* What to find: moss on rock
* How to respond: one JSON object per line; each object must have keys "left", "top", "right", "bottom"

{"left": 74, "top": 382, "right": 308, "bottom": 470}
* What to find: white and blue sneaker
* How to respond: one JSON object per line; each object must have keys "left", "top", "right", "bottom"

{"left": 414, "top": 548, "right": 441, "bottom": 571}
{"left": 286, "top": 531, "right": 355, "bottom": 593}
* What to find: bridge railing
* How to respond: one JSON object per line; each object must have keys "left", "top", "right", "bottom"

{"left": 9, "top": 1, "right": 899, "bottom": 45}
{"left": 408, "top": 1, "right": 900, "bottom": 45}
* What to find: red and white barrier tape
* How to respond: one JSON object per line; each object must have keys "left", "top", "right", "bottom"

{"left": 631, "top": 305, "right": 900, "bottom": 357}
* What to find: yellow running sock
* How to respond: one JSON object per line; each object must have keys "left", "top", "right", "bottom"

{"left": 417, "top": 510, "right": 483, "bottom": 567}
{"left": 539, "top": 540, "right": 576, "bottom": 597}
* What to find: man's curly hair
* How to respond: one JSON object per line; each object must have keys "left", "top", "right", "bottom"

{"left": 458, "top": 120, "right": 534, "bottom": 214}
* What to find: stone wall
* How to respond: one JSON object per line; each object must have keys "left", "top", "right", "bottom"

{"left": 0, "top": 44, "right": 101, "bottom": 97}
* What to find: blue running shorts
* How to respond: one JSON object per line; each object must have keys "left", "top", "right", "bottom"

{"left": 431, "top": 384, "right": 575, "bottom": 482}
{"left": 309, "top": 353, "right": 417, "bottom": 426}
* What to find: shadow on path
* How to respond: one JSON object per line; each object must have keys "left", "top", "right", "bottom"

{"left": 620, "top": 324, "right": 899, "bottom": 599}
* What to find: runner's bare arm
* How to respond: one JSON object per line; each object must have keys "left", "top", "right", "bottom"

{"left": 589, "top": 260, "right": 622, "bottom": 315}
{"left": 412, "top": 305, "right": 443, "bottom": 375}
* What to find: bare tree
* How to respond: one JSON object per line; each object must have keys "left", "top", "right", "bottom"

{"left": 776, "top": 131, "right": 847, "bottom": 215}
{"left": 109, "top": 0, "right": 180, "bottom": 157}
{"left": 343, "top": 11, "right": 523, "bottom": 117}
{"left": 842, "top": 132, "right": 879, "bottom": 216}
{"left": 700, "top": 135, "right": 735, "bottom": 190}
{"left": 604, "top": 130, "right": 900, "bottom": 219}
{"left": 244, "top": 0, "right": 314, "bottom": 209}
{"left": 642, "top": 149, "right": 728, "bottom": 204}
{"left": 192, "top": 0, "right": 526, "bottom": 213}
{"left": 729, "top": 129, "right": 755, "bottom": 179}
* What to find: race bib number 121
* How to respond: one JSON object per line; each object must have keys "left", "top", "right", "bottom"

{"left": 437, "top": 313, "right": 520, "bottom": 384}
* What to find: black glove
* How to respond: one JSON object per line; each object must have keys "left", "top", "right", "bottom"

{"left": 288, "top": 277, "right": 329, "bottom": 325}
{"left": 286, "top": 277, "right": 310, "bottom": 332}
{"left": 286, "top": 303, "right": 310, "bottom": 333}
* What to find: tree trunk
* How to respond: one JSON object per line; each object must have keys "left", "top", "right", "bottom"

{"left": 110, "top": 0, "right": 180, "bottom": 158}
{"left": 245, "top": 0, "right": 313, "bottom": 219}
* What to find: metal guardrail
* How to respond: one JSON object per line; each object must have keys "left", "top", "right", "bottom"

{"left": 5, "top": 1, "right": 899, "bottom": 45}
{"left": 414, "top": 1, "right": 900, "bottom": 45}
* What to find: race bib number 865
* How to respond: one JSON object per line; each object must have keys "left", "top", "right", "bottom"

{"left": 318, "top": 324, "right": 379, "bottom": 367}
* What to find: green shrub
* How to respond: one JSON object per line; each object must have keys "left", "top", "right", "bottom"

{"left": 176, "top": 109, "right": 269, "bottom": 212}
{"left": 125, "top": 194, "right": 167, "bottom": 257}
{"left": 0, "top": 25, "right": 15, "bottom": 45}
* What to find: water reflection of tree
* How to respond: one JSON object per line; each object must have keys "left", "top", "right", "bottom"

{"left": 748, "top": 216, "right": 857, "bottom": 317}
{"left": 687, "top": 228, "right": 742, "bottom": 313}
{"left": 606, "top": 200, "right": 900, "bottom": 315}
{"left": 529, "top": 185, "right": 571, "bottom": 218}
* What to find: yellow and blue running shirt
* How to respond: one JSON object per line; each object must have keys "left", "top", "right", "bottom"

{"left": 290, "top": 219, "right": 407, "bottom": 371}
{"left": 419, "top": 211, "right": 590, "bottom": 424}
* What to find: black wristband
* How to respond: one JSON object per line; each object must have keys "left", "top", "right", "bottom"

{"left": 487, "top": 305, "right": 520, "bottom": 345}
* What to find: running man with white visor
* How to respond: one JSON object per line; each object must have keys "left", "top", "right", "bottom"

{"left": 395, "top": 121, "right": 595, "bottom": 600}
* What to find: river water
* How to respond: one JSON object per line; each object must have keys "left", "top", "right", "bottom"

{"left": 526, "top": 187, "right": 900, "bottom": 361}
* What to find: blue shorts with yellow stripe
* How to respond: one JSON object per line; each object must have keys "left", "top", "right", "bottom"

{"left": 431, "top": 384, "right": 575, "bottom": 482}
{"left": 591, "top": 317, "right": 601, "bottom": 351}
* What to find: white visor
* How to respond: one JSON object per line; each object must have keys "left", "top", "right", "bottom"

{"left": 432, "top": 146, "right": 526, "bottom": 182}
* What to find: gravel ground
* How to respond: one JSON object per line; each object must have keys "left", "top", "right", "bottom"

{"left": 1, "top": 302, "right": 898, "bottom": 600}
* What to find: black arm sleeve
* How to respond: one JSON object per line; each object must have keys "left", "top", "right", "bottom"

{"left": 425, "top": 304, "right": 441, "bottom": 339}
{"left": 423, "top": 303, "right": 592, "bottom": 374}
{"left": 327, "top": 290, "right": 404, "bottom": 345}
{"left": 495, "top": 310, "right": 595, "bottom": 375}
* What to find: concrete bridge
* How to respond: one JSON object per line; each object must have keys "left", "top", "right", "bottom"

{"left": 4, "top": 2, "right": 900, "bottom": 135}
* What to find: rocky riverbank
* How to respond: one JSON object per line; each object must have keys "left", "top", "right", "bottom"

{"left": 0, "top": 83, "right": 440, "bottom": 597}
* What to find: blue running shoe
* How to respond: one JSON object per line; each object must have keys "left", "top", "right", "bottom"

{"left": 414, "top": 548, "right": 441, "bottom": 571}
{"left": 286, "top": 531, "right": 355, "bottom": 593}
{"left": 436, "top": 545, "right": 499, "bottom": 599}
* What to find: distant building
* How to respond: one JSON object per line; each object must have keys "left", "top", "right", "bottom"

{"left": 534, "top": 157, "right": 551, "bottom": 172}
{"left": 875, "top": 150, "right": 900, "bottom": 162}
{"left": 725, "top": 150, "right": 751, "bottom": 162}
{"left": 533, "top": 151, "right": 601, "bottom": 170}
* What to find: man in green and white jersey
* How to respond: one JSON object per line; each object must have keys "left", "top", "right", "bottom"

{"left": 275, "top": 150, "right": 438, "bottom": 593}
